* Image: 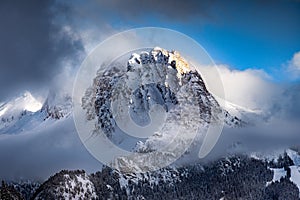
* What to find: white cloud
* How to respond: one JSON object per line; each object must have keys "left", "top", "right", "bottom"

{"left": 198, "top": 64, "right": 280, "bottom": 112}
{"left": 287, "top": 51, "right": 300, "bottom": 79}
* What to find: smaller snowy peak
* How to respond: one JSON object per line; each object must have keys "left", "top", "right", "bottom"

{"left": 0, "top": 92, "right": 46, "bottom": 134}
{"left": 0, "top": 91, "right": 42, "bottom": 118}
{"left": 0, "top": 90, "right": 72, "bottom": 134}
{"left": 0, "top": 91, "right": 42, "bottom": 126}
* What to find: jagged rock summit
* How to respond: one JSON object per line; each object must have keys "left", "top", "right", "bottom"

{"left": 127, "top": 47, "right": 191, "bottom": 77}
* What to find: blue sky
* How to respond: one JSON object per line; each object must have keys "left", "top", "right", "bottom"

{"left": 106, "top": 0, "right": 300, "bottom": 81}
{"left": 0, "top": 0, "right": 300, "bottom": 101}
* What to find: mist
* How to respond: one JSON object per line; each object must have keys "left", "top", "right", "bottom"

{"left": 0, "top": 118, "right": 101, "bottom": 181}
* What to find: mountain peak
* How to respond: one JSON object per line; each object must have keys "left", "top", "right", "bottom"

{"left": 128, "top": 47, "right": 190, "bottom": 79}
{"left": 0, "top": 91, "right": 42, "bottom": 118}
{"left": 81, "top": 47, "right": 245, "bottom": 171}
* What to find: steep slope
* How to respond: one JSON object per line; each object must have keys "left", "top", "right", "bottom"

{"left": 0, "top": 91, "right": 72, "bottom": 135}
{"left": 0, "top": 91, "right": 42, "bottom": 118}
{"left": 0, "top": 92, "right": 42, "bottom": 134}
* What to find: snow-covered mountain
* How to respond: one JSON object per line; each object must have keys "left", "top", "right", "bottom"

{"left": 1, "top": 47, "right": 300, "bottom": 199}
{"left": 82, "top": 47, "right": 244, "bottom": 135}
{"left": 0, "top": 90, "right": 72, "bottom": 135}
{"left": 0, "top": 91, "right": 42, "bottom": 117}
{"left": 0, "top": 91, "right": 42, "bottom": 132}
{"left": 81, "top": 47, "right": 246, "bottom": 172}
